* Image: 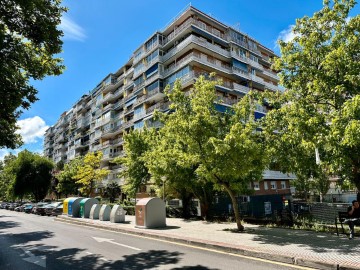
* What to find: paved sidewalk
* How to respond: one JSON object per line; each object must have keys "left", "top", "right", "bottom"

{"left": 55, "top": 215, "right": 360, "bottom": 270}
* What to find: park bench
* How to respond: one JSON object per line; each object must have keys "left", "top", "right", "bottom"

{"left": 335, "top": 211, "right": 360, "bottom": 236}
{"left": 335, "top": 211, "right": 348, "bottom": 236}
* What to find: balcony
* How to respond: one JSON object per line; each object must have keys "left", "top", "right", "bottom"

{"left": 113, "top": 99, "right": 125, "bottom": 110}
{"left": 233, "top": 83, "right": 250, "bottom": 94}
{"left": 248, "top": 58, "right": 263, "bottom": 70}
{"left": 228, "top": 36, "right": 248, "bottom": 49}
{"left": 103, "top": 103, "right": 114, "bottom": 112}
{"left": 122, "top": 119, "right": 134, "bottom": 129}
{"left": 264, "top": 81, "right": 281, "bottom": 92}
{"left": 216, "top": 96, "right": 239, "bottom": 106}
{"left": 163, "top": 17, "right": 227, "bottom": 47}
{"left": 163, "top": 35, "right": 230, "bottom": 64}
{"left": 263, "top": 69, "right": 279, "bottom": 81}
{"left": 232, "top": 66, "right": 249, "bottom": 79}
{"left": 146, "top": 101, "right": 170, "bottom": 114}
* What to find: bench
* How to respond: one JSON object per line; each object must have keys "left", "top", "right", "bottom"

{"left": 335, "top": 211, "right": 349, "bottom": 236}
{"left": 335, "top": 211, "right": 360, "bottom": 236}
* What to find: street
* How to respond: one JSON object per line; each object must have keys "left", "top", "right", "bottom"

{"left": 0, "top": 210, "right": 313, "bottom": 270}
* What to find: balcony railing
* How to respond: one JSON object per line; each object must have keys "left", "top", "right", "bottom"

{"left": 263, "top": 69, "right": 279, "bottom": 80}
{"left": 232, "top": 66, "right": 249, "bottom": 79}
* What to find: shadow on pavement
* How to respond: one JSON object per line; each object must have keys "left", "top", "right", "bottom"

{"left": 246, "top": 227, "right": 360, "bottom": 255}
{"left": 20, "top": 245, "right": 186, "bottom": 270}
{"left": 152, "top": 225, "right": 181, "bottom": 230}
{"left": 0, "top": 220, "right": 20, "bottom": 230}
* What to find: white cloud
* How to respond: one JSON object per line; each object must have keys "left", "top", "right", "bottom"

{"left": 16, "top": 116, "right": 49, "bottom": 144}
{"left": 59, "top": 15, "right": 86, "bottom": 41}
{"left": 277, "top": 24, "right": 298, "bottom": 43}
{"left": 0, "top": 149, "right": 20, "bottom": 161}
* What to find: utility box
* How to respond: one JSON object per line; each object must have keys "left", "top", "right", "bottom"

{"left": 135, "top": 197, "right": 166, "bottom": 228}
{"left": 90, "top": 204, "right": 101, "bottom": 219}
{"left": 110, "top": 205, "right": 126, "bottom": 223}
{"left": 63, "top": 197, "right": 74, "bottom": 215}
{"left": 68, "top": 197, "right": 84, "bottom": 217}
{"left": 99, "top": 205, "right": 111, "bottom": 221}
{"left": 80, "top": 198, "right": 99, "bottom": 218}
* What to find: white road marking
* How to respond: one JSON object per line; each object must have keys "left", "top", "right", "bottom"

{"left": 92, "top": 237, "right": 141, "bottom": 251}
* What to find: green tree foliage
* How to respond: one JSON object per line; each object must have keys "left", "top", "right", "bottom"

{"left": 57, "top": 157, "right": 83, "bottom": 197}
{"left": 265, "top": 0, "right": 360, "bottom": 192}
{"left": 8, "top": 150, "right": 54, "bottom": 202}
{"left": 114, "top": 129, "right": 155, "bottom": 197}
{"left": 0, "top": 0, "right": 66, "bottom": 148}
{"left": 74, "top": 151, "right": 109, "bottom": 196}
{"left": 0, "top": 153, "right": 17, "bottom": 200}
{"left": 330, "top": 95, "right": 360, "bottom": 193}
{"left": 104, "top": 181, "right": 121, "bottom": 203}
{"left": 153, "top": 77, "right": 267, "bottom": 230}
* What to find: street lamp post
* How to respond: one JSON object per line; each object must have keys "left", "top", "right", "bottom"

{"left": 161, "top": 176, "right": 166, "bottom": 202}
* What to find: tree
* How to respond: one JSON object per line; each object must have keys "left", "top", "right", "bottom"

{"left": 104, "top": 181, "right": 121, "bottom": 203}
{"left": 57, "top": 157, "right": 83, "bottom": 197}
{"left": 268, "top": 0, "right": 360, "bottom": 194}
{"left": 330, "top": 95, "right": 360, "bottom": 199}
{"left": 154, "top": 77, "right": 267, "bottom": 230}
{"left": 0, "top": 153, "right": 17, "bottom": 200}
{"left": 9, "top": 150, "right": 54, "bottom": 202}
{"left": 0, "top": 0, "right": 66, "bottom": 148}
{"left": 74, "top": 151, "right": 109, "bottom": 196}
{"left": 114, "top": 129, "right": 155, "bottom": 198}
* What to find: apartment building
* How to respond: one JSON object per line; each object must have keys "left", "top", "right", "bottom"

{"left": 44, "top": 5, "right": 291, "bottom": 192}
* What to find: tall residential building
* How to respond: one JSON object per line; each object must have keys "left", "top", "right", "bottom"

{"left": 44, "top": 5, "right": 292, "bottom": 192}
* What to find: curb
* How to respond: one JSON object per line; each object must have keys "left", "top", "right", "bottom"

{"left": 55, "top": 216, "right": 359, "bottom": 270}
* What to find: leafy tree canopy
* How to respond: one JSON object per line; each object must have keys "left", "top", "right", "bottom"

{"left": 0, "top": 0, "right": 66, "bottom": 148}
{"left": 74, "top": 151, "right": 109, "bottom": 196}
{"left": 264, "top": 0, "right": 360, "bottom": 191}
{"left": 153, "top": 77, "right": 268, "bottom": 230}
{"left": 7, "top": 150, "right": 54, "bottom": 202}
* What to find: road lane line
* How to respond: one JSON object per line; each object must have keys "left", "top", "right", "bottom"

{"left": 56, "top": 220, "right": 315, "bottom": 270}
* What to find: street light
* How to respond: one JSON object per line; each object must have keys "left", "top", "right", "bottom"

{"left": 161, "top": 176, "right": 166, "bottom": 202}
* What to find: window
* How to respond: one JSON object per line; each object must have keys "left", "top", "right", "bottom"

{"left": 271, "top": 181, "right": 277, "bottom": 190}
{"left": 249, "top": 54, "right": 258, "bottom": 63}
{"left": 281, "top": 181, "right": 286, "bottom": 189}
{"left": 264, "top": 181, "right": 268, "bottom": 190}
{"left": 134, "top": 49, "right": 143, "bottom": 62}
{"left": 134, "top": 62, "right": 144, "bottom": 75}
{"left": 164, "top": 66, "right": 190, "bottom": 86}
{"left": 253, "top": 182, "right": 260, "bottom": 190}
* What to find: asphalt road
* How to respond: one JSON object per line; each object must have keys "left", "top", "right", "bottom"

{"left": 0, "top": 209, "right": 314, "bottom": 270}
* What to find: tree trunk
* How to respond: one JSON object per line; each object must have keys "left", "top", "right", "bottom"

{"left": 223, "top": 184, "right": 244, "bottom": 231}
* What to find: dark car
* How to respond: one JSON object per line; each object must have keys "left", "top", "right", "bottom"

{"left": 51, "top": 204, "right": 63, "bottom": 216}
{"left": 44, "top": 202, "right": 63, "bottom": 216}
{"left": 24, "top": 204, "right": 34, "bottom": 213}
{"left": 0, "top": 202, "right": 7, "bottom": 209}
{"left": 32, "top": 202, "right": 49, "bottom": 215}
{"left": 18, "top": 203, "right": 32, "bottom": 212}
{"left": 8, "top": 203, "right": 20, "bottom": 211}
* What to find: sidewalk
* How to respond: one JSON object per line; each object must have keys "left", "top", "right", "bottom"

{"left": 55, "top": 215, "right": 360, "bottom": 270}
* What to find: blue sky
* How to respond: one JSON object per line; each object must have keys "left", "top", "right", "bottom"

{"left": 1, "top": 0, "right": 359, "bottom": 160}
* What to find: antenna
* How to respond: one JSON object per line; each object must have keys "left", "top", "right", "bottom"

{"left": 233, "top": 22, "right": 240, "bottom": 31}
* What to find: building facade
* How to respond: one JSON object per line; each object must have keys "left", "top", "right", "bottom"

{"left": 44, "top": 5, "right": 290, "bottom": 192}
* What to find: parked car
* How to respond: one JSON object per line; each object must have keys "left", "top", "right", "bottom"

{"left": 18, "top": 203, "right": 32, "bottom": 212}
{"left": 8, "top": 203, "right": 20, "bottom": 211}
{"left": 24, "top": 204, "right": 34, "bottom": 213}
{"left": 35, "top": 203, "right": 52, "bottom": 216}
{"left": 31, "top": 202, "right": 48, "bottom": 214}
{"left": 51, "top": 204, "right": 63, "bottom": 216}
{"left": 32, "top": 202, "right": 49, "bottom": 215}
{"left": 44, "top": 202, "right": 63, "bottom": 216}
{"left": 0, "top": 202, "right": 8, "bottom": 209}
